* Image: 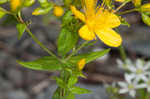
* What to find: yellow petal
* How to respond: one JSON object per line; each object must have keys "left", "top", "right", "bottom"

{"left": 77, "top": 58, "right": 86, "bottom": 70}
{"left": 70, "top": 5, "right": 85, "bottom": 22}
{"left": 95, "top": 10, "right": 121, "bottom": 28}
{"left": 83, "top": 0, "right": 97, "bottom": 19}
{"left": 79, "top": 25, "right": 96, "bottom": 40}
{"left": 96, "top": 28, "right": 122, "bottom": 47}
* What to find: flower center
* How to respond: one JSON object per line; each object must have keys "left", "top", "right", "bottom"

{"left": 128, "top": 84, "right": 134, "bottom": 90}
{"left": 86, "top": 19, "right": 95, "bottom": 31}
{"left": 136, "top": 69, "right": 143, "bottom": 74}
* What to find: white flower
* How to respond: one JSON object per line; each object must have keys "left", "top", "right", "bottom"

{"left": 128, "top": 59, "right": 150, "bottom": 82}
{"left": 117, "top": 58, "right": 133, "bottom": 70}
{"left": 141, "top": 75, "right": 150, "bottom": 92}
{"left": 118, "top": 74, "right": 145, "bottom": 97}
{"left": 117, "top": 59, "right": 150, "bottom": 82}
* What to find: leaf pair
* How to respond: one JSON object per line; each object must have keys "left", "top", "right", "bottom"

{"left": 17, "top": 49, "right": 110, "bottom": 71}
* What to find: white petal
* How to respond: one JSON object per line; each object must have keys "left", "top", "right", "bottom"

{"left": 142, "top": 75, "right": 148, "bottom": 81}
{"left": 147, "top": 87, "right": 150, "bottom": 92}
{"left": 128, "top": 66, "right": 136, "bottom": 73}
{"left": 118, "top": 82, "right": 127, "bottom": 87}
{"left": 136, "top": 59, "right": 143, "bottom": 68}
{"left": 117, "top": 59, "right": 124, "bottom": 69}
{"left": 144, "top": 62, "right": 150, "bottom": 70}
{"left": 125, "top": 73, "right": 135, "bottom": 83}
{"left": 125, "top": 58, "right": 133, "bottom": 66}
{"left": 119, "top": 89, "right": 128, "bottom": 94}
{"left": 129, "top": 90, "right": 136, "bottom": 98}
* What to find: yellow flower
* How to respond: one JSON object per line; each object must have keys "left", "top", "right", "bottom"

{"left": 115, "top": 0, "right": 125, "bottom": 3}
{"left": 10, "top": 0, "right": 22, "bottom": 11}
{"left": 70, "top": 0, "right": 122, "bottom": 47}
{"left": 53, "top": 6, "right": 64, "bottom": 17}
{"left": 77, "top": 59, "right": 86, "bottom": 70}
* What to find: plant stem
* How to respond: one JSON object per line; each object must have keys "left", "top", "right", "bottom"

{"left": 65, "top": 41, "right": 89, "bottom": 61}
{"left": 15, "top": 12, "right": 65, "bottom": 64}
{"left": 118, "top": 8, "right": 137, "bottom": 15}
{"left": 119, "top": 45, "right": 127, "bottom": 62}
{"left": 114, "top": 1, "right": 129, "bottom": 13}
{"left": 25, "top": 28, "right": 56, "bottom": 57}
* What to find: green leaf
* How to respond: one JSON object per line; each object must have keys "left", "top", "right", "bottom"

{"left": 32, "top": 5, "right": 53, "bottom": 16}
{"left": 52, "top": 87, "right": 61, "bottom": 99}
{"left": 0, "top": 0, "right": 8, "bottom": 4}
{"left": 62, "top": 11, "right": 73, "bottom": 24}
{"left": 24, "top": 0, "right": 35, "bottom": 7}
{"left": 70, "top": 86, "right": 91, "bottom": 94}
{"left": 68, "top": 76, "right": 78, "bottom": 87}
{"left": 0, "top": 7, "right": 6, "bottom": 19}
{"left": 16, "top": 23, "right": 26, "bottom": 39}
{"left": 142, "top": 13, "right": 150, "bottom": 26}
{"left": 55, "top": 77, "right": 65, "bottom": 88}
{"left": 38, "top": 0, "right": 50, "bottom": 8}
{"left": 57, "top": 27, "right": 78, "bottom": 56}
{"left": 17, "top": 56, "right": 63, "bottom": 71}
{"left": 66, "top": 92, "right": 75, "bottom": 99}
{"left": 70, "top": 49, "right": 110, "bottom": 64}
{"left": 63, "top": 0, "right": 72, "bottom": 6}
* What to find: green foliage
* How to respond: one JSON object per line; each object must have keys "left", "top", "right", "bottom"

{"left": 55, "top": 77, "right": 66, "bottom": 88}
{"left": 24, "top": 0, "right": 35, "bottom": 7}
{"left": 32, "top": 5, "right": 53, "bottom": 15}
{"left": 66, "top": 92, "right": 75, "bottom": 99}
{"left": 1, "top": 15, "right": 18, "bottom": 26}
{"left": 57, "top": 27, "right": 78, "bottom": 56}
{"left": 0, "top": 0, "right": 8, "bottom": 5}
{"left": 70, "top": 49, "right": 110, "bottom": 64}
{"left": 16, "top": 23, "right": 26, "bottom": 39}
{"left": 57, "top": 11, "right": 79, "bottom": 56}
{"left": 63, "top": 0, "right": 72, "bottom": 7}
{"left": 17, "top": 56, "right": 63, "bottom": 71}
{"left": 68, "top": 76, "right": 78, "bottom": 87}
{"left": 38, "top": 0, "right": 50, "bottom": 8}
{"left": 1, "top": 0, "right": 146, "bottom": 98}
{"left": 0, "top": 7, "right": 6, "bottom": 19}
{"left": 52, "top": 87, "right": 61, "bottom": 99}
{"left": 70, "top": 86, "right": 91, "bottom": 94}
{"left": 142, "top": 13, "right": 150, "bottom": 26}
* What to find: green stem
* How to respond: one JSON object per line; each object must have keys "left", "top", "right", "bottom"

{"left": 118, "top": 8, "right": 137, "bottom": 15}
{"left": 65, "top": 41, "right": 89, "bottom": 61}
{"left": 114, "top": 1, "right": 129, "bottom": 13}
{"left": 60, "top": 70, "right": 69, "bottom": 99}
{"left": 25, "top": 28, "right": 57, "bottom": 58}
{"left": 15, "top": 12, "right": 64, "bottom": 64}
{"left": 119, "top": 45, "right": 127, "bottom": 62}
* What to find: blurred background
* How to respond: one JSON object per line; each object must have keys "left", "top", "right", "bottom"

{"left": 0, "top": 0, "right": 150, "bottom": 99}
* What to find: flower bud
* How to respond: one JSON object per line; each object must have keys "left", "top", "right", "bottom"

{"left": 132, "top": 0, "right": 141, "bottom": 7}
{"left": 10, "top": 0, "right": 22, "bottom": 12}
{"left": 142, "top": 13, "right": 150, "bottom": 26}
{"left": 53, "top": 6, "right": 64, "bottom": 17}
{"left": 115, "top": 0, "right": 125, "bottom": 3}
{"left": 77, "top": 59, "right": 86, "bottom": 71}
{"left": 141, "top": 3, "right": 150, "bottom": 12}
